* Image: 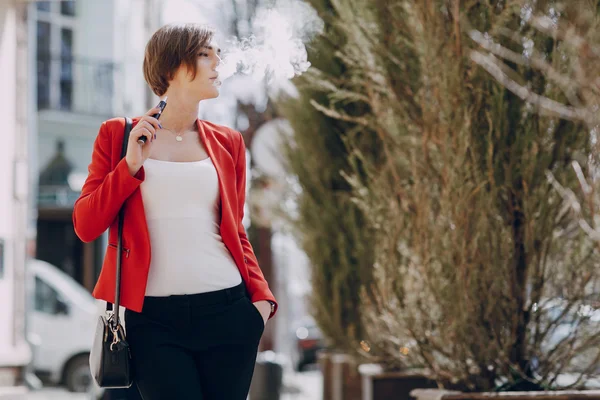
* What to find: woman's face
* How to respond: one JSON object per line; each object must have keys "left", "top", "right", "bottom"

{"left": 178, "top": 40, "right": 222, "bottom": 100}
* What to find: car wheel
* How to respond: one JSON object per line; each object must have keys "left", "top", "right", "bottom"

{"left": 64, "top": 354, "right": 93, "bottom": 393}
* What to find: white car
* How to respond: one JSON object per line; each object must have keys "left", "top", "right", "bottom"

{"left": 27, "top": 258, "right": 101, "bottom": 393}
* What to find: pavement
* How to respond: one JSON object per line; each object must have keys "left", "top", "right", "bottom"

{"left": 282, "top": 369, "right": 322, "bottom": 400}
{"left": 14, "top": 372, "right": 600, "bottom": 400}
{"left": 19, "top": 369, "right": 322, "bottom": 400}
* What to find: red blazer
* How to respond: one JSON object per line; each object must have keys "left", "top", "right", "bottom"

{"left": 73, "top": 117, "right": 277, "bottom": 317}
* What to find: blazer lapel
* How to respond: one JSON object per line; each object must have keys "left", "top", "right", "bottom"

{"left": 196, "top": 119, "right": 234, "bottom": 230}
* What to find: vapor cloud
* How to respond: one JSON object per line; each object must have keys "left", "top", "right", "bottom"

{"left": 216, "top": 0, "right": 324, "bottom": 85}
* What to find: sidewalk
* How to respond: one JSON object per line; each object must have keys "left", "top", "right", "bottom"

{"left": 20, "top": 369, "right": 322, "bottom": 400}
{"left": 282, "top": 369, "right": 322, "bottom": 400}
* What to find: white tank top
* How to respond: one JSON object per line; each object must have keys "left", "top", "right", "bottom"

{"left": 140, "top": 157, "right": 242, "bottom": 297}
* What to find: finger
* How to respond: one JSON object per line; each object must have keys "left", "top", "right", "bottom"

{"left": 139, "top": 120, "right": 157, "bottom": 134}
{"left": 145, "top": 106, "right": 161, "bottom": 116}
{"left": 132, "top": 121, "right": 155, "bottom": 141}
{"left": 141, "top": 129, "right": 154, "bottom": 143}
{"left": 131, "top": 127, "right": 153, "bottom": 143}
{"left": 140, "top": 116, "right": 161, "bottom": 131}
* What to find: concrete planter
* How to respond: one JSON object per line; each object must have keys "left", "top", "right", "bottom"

{"left": 411, "top": 388, "right": 600, "bottom": 400}
{"left": 317, "top": 350, "right": 362, "bottom": 400}
{"left": 359, "top": 364, "right": 437, "bottom": 400}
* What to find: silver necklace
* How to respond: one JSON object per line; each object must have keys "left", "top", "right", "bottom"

{"left": 161, "top": 128, "right": 184, "bottom": 142}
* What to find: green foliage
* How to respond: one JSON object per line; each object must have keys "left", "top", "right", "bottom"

{"left": 276, "top": 0, "right": 381, "bottom": 354}
{"left": 281, "top": 0, "right": 600, "bottom": 392}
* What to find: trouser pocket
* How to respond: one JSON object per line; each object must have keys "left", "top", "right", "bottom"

{"left": 245, "top": 297, "right": 265, "bottom": 334}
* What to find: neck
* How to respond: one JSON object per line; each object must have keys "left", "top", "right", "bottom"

{"left": 157, "top": 91, "right": 200, "bottom": 133}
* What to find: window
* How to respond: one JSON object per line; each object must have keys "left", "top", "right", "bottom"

{"left": 34, "top": 277, "right": 60, "bottom": 315}
{"left": 61, "top": 1, "right": 76, "bottom": 17}
{"left": 36, "top": 21, "right": 51, "bottom": 109}
{"left": 37, "top": 1, "right": 76, "bottom": 16}
{"left": 36, "top": 2, "right": 51, "bottom": 12}
{"left": 60, "top": 28, "right": 73, "bottom": 110}
{"left": 36, "top": 2, "right": 76, "bottom": 112}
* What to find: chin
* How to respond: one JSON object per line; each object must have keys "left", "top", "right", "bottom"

{"left": 199, "top": 85, "right": 220, "bottom": 99}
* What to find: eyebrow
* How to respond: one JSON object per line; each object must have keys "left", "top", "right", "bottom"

{"left": 204, "top": 46, "right": 222, "bottom": 54}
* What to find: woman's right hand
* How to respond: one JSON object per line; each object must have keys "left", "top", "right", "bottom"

{"left": 125, "top": 107, "right": 162, "bottom": 176}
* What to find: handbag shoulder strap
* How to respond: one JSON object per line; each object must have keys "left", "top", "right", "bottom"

{"left": 107, "top": 117, "right": 133, "bottom": 316}
{"left": 121, "top": 117, "right": 132, "bottom": 159}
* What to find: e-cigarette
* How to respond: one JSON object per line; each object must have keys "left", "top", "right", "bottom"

{"left": 138, "top": 96, "right": 168, "bottom": 145}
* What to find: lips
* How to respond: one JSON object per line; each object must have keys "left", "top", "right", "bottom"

{"left": 210, "top": 76, "right": 221, "bottom": 87}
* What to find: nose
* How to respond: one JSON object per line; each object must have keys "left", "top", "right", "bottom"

{"left": 215, "top": 54, "right": 222, "bottom": 67}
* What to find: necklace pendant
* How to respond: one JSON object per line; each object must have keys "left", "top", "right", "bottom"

{"left": 176, "top": 136, "right": 183, "bottom": 142}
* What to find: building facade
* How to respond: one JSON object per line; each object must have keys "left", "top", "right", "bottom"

{"left": 33, "top": 0, "right": 159, "bottom": 291}
{"left": 0, "top": 0, "right": 32, "bottom": 395}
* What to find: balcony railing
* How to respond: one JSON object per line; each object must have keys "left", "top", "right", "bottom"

{"left": 38, "top": 185, "right": 80, "bottom": 208}
{"left": 37, "top": 54, "right": 121, "bottom": 116}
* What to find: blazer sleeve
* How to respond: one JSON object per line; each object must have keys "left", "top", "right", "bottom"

{"left": 234, "top": 131, "right": 278, "bottom": 318}
{"left": 73, "top": 121, "right": 144, "bottom": 243}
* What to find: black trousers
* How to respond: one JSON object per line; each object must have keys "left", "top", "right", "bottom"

{"left": 124, "top": 282, "right": 265, "bottom": 400}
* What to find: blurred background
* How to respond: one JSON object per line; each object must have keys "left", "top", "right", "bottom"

{"left": 2, "top": 0, "right": 600, "bottom": 400}
{"left": 1, "top": 0, "right": 319, "bottom": 398}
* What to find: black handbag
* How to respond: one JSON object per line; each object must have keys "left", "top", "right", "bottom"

{"left": 89, "top": 117, "right": 134, "bottom": 388}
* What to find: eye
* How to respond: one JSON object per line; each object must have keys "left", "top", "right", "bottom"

{"left": 199, "top": 52, "right": 209, "bottom": 57}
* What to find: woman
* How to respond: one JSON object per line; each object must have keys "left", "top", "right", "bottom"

{"left": 73, "top": 23, "right": 277, "bottom": 399}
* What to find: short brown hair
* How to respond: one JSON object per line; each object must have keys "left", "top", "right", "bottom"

{"left": 143, "top": 23, "right": 215, "bottom": 96}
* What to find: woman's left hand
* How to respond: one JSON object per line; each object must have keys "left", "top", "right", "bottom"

{"left": 252, "top": 300, "right": 271, "bottom": 325}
